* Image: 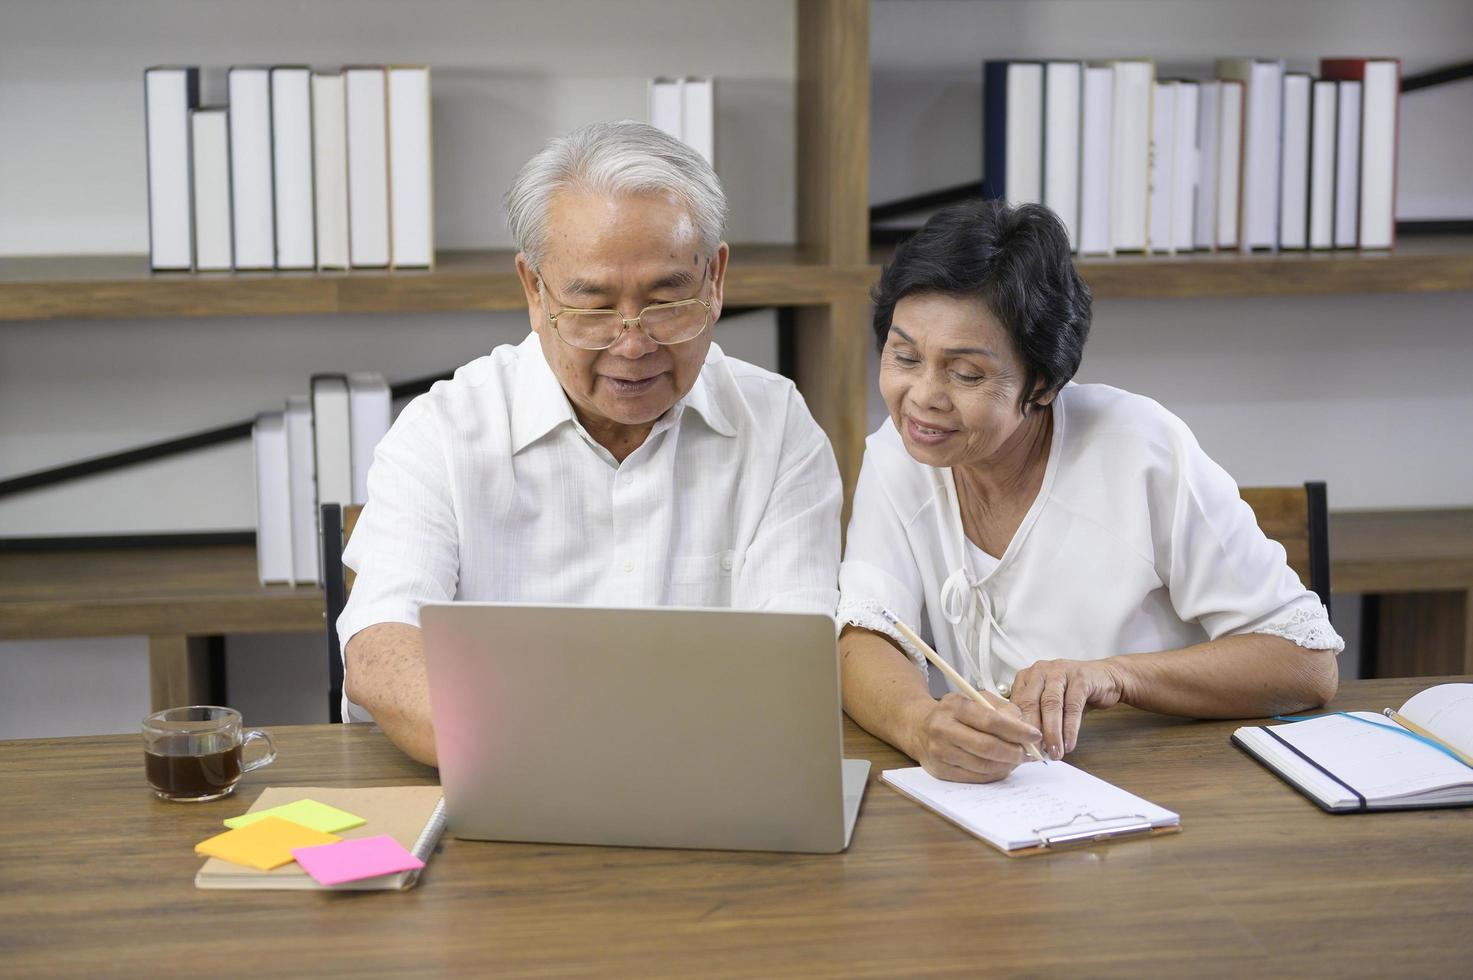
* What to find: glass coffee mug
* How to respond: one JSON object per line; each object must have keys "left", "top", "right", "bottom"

{"left": 142, "top": 706, "right": 277, "bottom": 802}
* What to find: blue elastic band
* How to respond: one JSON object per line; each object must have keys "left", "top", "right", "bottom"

{"left": 1274, "top": 711, "right": 1472, "bottom": 770}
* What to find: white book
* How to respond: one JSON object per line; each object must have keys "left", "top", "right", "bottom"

{"left": 1043, "top": 62, "right": 1082, "bottom": 251}
{"left": 271, "top": 67, "right": 315, "bottom": 270}
{"left": 1195, "top": 81, "right": 1222, "bottom": 251}
{"left": 1005, "top": 62, "right": 1043, "bottom": 206}
{"left": 681, "top": 76, "right": 715, "bottom": 166}
{"left": 1147, "top": 81, "right": 1176, "bottom": 254}
{"left": 1216, "top": 80, "right": 1244, "bottom": 249}
{"left": 1109, "top": 59, "right": 1153, "bottom": 252}
{"left": 1279, "top": 74, "right": 1312, "bottom": 250}
{"left": 346, "top": 67, "right": 391, "bottom": 268}
{"left": 311, "top": 375, "right": 354, "bottom": 512}
{"left": 1308, "top": 80, "right": 1338, "bottom": 250}
{"left": 347, "top": 373, "right": 392, "bottom": 506}
{"left": 1334, "top": 81, "right": 1362, "bottom": 249}
{"left": 389, "top": 66, "right": 434, "bottom": 268}
{"left": 190, "top": 108, "right": 232, "bottom": 271}
{"left": 228, "top": 67, "right": 275, "bottom": 270}
{"left": 648, "top": 77, "right": 683, "bottom": 140}
{"left": 883, "top": 762, "right": 1179, "bottom": 854}
{"left": 144, "top": 67, "right": 198, "bottom": 271}
{"left": 1358, "top": 59, "right": 1400, "bottom": 249}
{"left": 312, "top": 72, "right": 350, "bottom": 270}
{"left": 1217, "top": 58, "right": 1285, "bottom": 251}
{"left": 285, "top": 397, "right": 320, "bottom": 585}
{"left": 1233, "top": 683, "right": 1473, "bottom": 811}
{"left": 251, "top": 412, "right": 294, "bottom": 585}
{"left": 1078, "top": 66, "right": 1114, "bottom": 256}
{"left": 1170, "top": 80, "right": 1198, "bottom": 253}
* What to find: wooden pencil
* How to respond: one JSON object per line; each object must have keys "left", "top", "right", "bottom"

{"left": 880, "top": 608, "right": 1048, "bottom": 765}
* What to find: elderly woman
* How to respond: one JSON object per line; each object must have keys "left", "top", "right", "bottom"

{"left": 838, "top": 200, "right": 1343, "bottom": 783}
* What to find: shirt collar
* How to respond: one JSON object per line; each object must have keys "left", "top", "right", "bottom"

{"left": 510, "top": 334, "right": 738, "bottom": 455}
{"left": 510, "top": 333, "right": 579, "bottom": 454}
{"left": 679, "top": 346, "right": 738, "bottom": 439}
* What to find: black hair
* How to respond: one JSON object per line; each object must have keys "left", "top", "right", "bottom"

{"left": 871, "top": 199, "right": 1092, "bottom": 413}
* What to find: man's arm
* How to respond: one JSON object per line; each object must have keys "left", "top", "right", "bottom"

{"left": 344, "top": 623, "right": 438, "bottom": 766}
{"left": 733, "top": 386, "right": 843, "bottom": 612}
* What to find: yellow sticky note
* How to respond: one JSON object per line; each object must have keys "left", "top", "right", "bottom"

{"left": 223, "top": 798, "right": 366, "bottom": 834}
{"left": 195, "top": 816, "right": 341, "bottom": 871}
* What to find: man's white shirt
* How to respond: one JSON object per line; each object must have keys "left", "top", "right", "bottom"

{"left": 338, "top": 333, "right": 843, "bottom": 722}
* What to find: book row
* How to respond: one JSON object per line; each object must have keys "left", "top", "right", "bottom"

{"left": 252, "top": 374, "right": 391, "bottom": 586}
{"left": 144, "top": 66, "right": 434, "bottom": 273}
{"left": 983, "top": 56, "right": 1400, "bottom": 255}
{"left": 647, "top": 77, "right": 716, "bottom": 166}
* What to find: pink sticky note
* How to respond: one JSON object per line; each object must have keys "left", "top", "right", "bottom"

{"left": 290, "top": 835, "right": 425, "bottom": 886}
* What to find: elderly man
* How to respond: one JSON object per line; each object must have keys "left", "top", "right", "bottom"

{"left": 338, "top": 121, "right": 843, "bottom": 764}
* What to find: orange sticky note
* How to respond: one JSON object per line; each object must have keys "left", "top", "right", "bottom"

{"left": 194, "top": 816, "right": 341, "bottom": 871}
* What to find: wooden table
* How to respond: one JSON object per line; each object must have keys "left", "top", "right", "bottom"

{"left": 2, "top": 676, "right": 1469, "bottom": 977}
{"left": 0, "top": 544, "right": 323, "bottom": 709}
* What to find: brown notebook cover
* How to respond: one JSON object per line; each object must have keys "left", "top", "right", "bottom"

{"left": 195, "top": 785, "right": 445, "bottom": 890}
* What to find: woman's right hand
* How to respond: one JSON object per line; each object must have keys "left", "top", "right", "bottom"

{"left": 908, "top": 691, "right": 1044, "bottom": 783}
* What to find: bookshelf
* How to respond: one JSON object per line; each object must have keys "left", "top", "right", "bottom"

{"left": 0, "top": 0, "right": 875, "bottom": 505}
{"left": 4, "top": 1, "right": 1470, "bottom": 506}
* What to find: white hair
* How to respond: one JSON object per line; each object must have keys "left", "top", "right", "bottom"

{"left": 504, "top": 120, "right": 728, "bottom": 268}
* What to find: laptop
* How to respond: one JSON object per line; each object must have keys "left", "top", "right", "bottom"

{"left": 420, "top": 603, "right": 869, "bottom": 853}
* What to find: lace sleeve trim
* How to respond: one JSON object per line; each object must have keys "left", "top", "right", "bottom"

{"left": 1251, "top": 602, "right": 1345, "bottom": 653}
{"left": 836, "top": 595, "right": 930, "bottom": 679}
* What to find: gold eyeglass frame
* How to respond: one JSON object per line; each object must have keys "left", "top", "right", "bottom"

{"left": 539, "top": 274, "right": 714, "bottom": 352}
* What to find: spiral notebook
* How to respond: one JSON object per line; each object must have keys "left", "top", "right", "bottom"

{"left": 195, "top": 785, "right": 445, "bottom": 890}
{"left": 883, "top": 761, "right": 1180, "bottom": 856}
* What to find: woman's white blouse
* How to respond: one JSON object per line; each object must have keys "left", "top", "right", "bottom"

{"left": 838, "top": 383, "right": 1343, "bottom": 697}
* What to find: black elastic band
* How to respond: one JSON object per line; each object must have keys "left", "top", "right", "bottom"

{"left": 1262, "top": 726, "right": 1366, "bottom": 810}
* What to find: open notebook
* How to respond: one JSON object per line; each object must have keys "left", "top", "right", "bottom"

{"left": 1233, "top": 683, "right": 1473, "bottom": 812}
{"left": 196, "top": 785, "right": 445, "bottom": 890}
{"left": 883, "top": 761, "right": 1180, "bottom": 855}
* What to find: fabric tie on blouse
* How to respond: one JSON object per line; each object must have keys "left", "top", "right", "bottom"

{"left": 939, "top": 564, "right": 1035, "bottom": 698}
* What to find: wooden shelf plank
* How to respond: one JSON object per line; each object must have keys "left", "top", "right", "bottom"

{"left": 0, "top": 545, "right": 323, "bottom": 640}
{"left": 870, "top": 234, "right": 1473, "bottom": 300}
{"left": 3, "top": 508, "right": 1468, "bottom": 642}
{"left": 0, "top": 246, "right": 872, "bottom": 321}
{"left": 12, "top": 233, "right": 1463, "bottom": 322}
{"left": 1331, "top": 508, "right": 1473, "bottom": 594}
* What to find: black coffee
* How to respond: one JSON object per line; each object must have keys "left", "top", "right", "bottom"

{"left": 145, "top": 734, "right": 242, "bottom": 798}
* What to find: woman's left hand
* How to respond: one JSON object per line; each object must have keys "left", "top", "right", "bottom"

{"left": 1007, "top": 658, "right": 1128, "bottom": 760}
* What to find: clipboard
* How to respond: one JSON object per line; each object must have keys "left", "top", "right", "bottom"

{"left": 1009, "top": 810, "right": 1181, "bottom": 856}
{"left": 882, "top": 765, "right": 1182, "bottom": 857}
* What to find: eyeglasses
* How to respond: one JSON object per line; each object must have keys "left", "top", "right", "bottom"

{"left": 539, "top": 271, "right": 713, "bottom": 351}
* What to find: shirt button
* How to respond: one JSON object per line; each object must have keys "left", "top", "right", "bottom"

{"left": 622, "top": 559, "right": 634, "bottom": 573}
{"left": 620, "top": 473, "right": 633, "bottom": 486}
{"left": 720, "top": 554, "right": 733, "bottom": 572}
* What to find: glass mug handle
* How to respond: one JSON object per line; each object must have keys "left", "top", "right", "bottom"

{"left": 240, "top": 729, "right": 278, "bottom": 774}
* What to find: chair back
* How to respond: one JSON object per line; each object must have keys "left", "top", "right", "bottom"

{"left": 321, "top": 502, "right": 365, "bottom": 723}
{"left": 1239, "top": 482, "right": 1331, "bottom": 615}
